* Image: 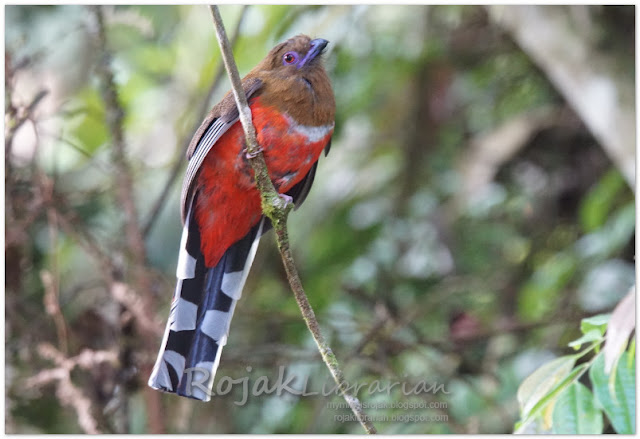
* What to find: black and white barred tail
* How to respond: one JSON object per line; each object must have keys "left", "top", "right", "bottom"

{"left": 149, "top": 158, "right": 322, "bottom": 400}
{"left": 148, "top": 208, "right": 265, "bottom": 401}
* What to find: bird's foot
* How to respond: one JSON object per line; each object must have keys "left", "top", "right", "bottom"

{"left": 244, "top": 146, "right": 263, "bottom": 159}
{"left": 276, "top": 193, "right": 294, "bottom": 209}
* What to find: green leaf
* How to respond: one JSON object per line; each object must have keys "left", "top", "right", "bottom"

{"left": 516, "top": 363, "right": 589, "bottom": 433}
{"left": 590, "top": 351, "right": 635, "bottom": 433}
{"left": 517, "top": 355, "right": 576, "bottom": 419}
{"left": 628, "top": 339, "right": 635, "bottom": 366}
{"left": 65, "top": 88, "right": 108, "bottom": 156}
{"left": 580, "top": 314, "right": 611, "bottom": 337}
{"left": 568, "top": 329, "right": 605, "bottom": 350}
{"left": 552, "top": 381, "right": 603, "bottom": 434}
{"left": 575, "top": 203, "right": 635, "bottom": 261}
{"left": 128, "top": 44, "right": 177, "bottom": 76}
{"left": 579, "top": 169, "right": 626, "bottom": 232}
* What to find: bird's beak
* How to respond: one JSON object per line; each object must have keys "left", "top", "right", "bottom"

{"left": 298, "top": 38, "right": 329, "bottom": 69}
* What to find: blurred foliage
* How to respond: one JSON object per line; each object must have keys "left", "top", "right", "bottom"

{"left": 5, "top": 4, "right": 635, "bottom": 434}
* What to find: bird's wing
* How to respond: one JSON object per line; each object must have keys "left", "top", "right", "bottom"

{"left": 286, "top": 137, "right": 331, "bottom": 210}
{"left": 180, "top": 77, "right": 263, "bottom": 223}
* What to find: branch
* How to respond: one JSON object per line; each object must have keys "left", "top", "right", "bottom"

{"left": 488, "top": 5, "right": 636, "bottom": 190}
{"left": 40, "top": 187, "right": 163, "bottom": 337}
{"left": 142, "top": 5, "right": 249, "bottom": 238}
{"left": 25, "top": 343, "right": 118, "bottom": 434}
{"left": 89, "top": 6, "right": 165, "bottom": 433}
{"left": 455, "top": 105, "right": 560, "bottom": 206}
{"left": 40, "top": 174, "right": 70, "bottom": 355}
{"left": 208, "top": 6, "right": 377, "bottom": 434}
{"left": 90, "top": 5, "right": 147, "bottom": 267}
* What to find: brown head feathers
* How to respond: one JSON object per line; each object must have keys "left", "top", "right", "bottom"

{"left": 247, "top": 34, "right": 335, "bottom": 127}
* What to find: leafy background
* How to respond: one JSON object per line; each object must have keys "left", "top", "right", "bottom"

{"left": 5, "top": 5, "right": 635, "bottom": 434}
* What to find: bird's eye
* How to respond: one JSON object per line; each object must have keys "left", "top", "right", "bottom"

{"left": 283, "top": 52, "right": 297, "bottom": 65}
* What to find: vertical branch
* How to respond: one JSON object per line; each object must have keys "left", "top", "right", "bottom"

{"left": 90, "top": 6, "right": 146, "bottom": 264}
{"left": 36, "top": 169, "right": 71, "bottom": 355}
{"left": 89, "top": 6, "right": 165, "bottom": 434}
{"left": 208, "top": 5, "right": 377, "bottom": 434}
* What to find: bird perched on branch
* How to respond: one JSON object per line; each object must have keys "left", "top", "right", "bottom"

{"left": 149, "top": 35, "right": 335, "bottom": 401}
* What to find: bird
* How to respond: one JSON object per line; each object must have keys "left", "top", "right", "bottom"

{"left": 148, "top": 35, "right": 335, "bottom": 401}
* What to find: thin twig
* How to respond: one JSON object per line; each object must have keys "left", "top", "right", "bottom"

{"left": 91, "top": 6, "right": 146, "bottom": 267}
{"left": 208, "top": 5, "right": 377, "bottom": 434}
{"left": 40, "top": 174, "right": 70, "bottom": 355}
{"left": 41, "top": 187, "right": 163, "bottom": 337}
{"left": 142, "top": 5, "right": 249, "bottom": 238}
{"left": 5, "top": 89, "right": 49, "bottom": 150}
{"left": 208, "top": 6, "right": 281, "bottom": 211}
{"left": 89, "top": 6, "right": 165, "bottom": 433}
{"left": 40, "top": 269, "right": 69, "bottom": 355}
{"left": 25, "top": 343, "right": 118, "bottom": 434}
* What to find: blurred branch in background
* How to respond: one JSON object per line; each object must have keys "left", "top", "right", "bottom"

{"left": 456, "top": 105, "right": 563, "bottom": 206}
{"left": 25, "top": 344, "right": 118, "bottom": 434}
{"left": 88, "top": 5, "right": 164, "bottom": 433}
{"left": 488, "top": 5, "right": 636, "bottom": 189}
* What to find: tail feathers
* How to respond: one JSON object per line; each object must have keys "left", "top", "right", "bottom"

{"left": 149, "top": 209, "right": 265, "bottom": 401}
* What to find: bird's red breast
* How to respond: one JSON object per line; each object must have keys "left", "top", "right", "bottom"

{"left": 194, "top": 96, "right": 334, "bottom": 267}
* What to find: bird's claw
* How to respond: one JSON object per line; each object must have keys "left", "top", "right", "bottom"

{"left": 244, "top": 146, "right": 263, "bottom": 159}
{"left": 277, "top": 193, "right": 294, "bottom": 209}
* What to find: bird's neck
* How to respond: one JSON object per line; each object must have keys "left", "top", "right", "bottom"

{"left": 252, "top": 69, "right": 335, "bottom": 127}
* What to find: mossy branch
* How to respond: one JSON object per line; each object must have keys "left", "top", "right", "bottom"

{"left": 208, "top": 5, "right": 377, "bottom": 434}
